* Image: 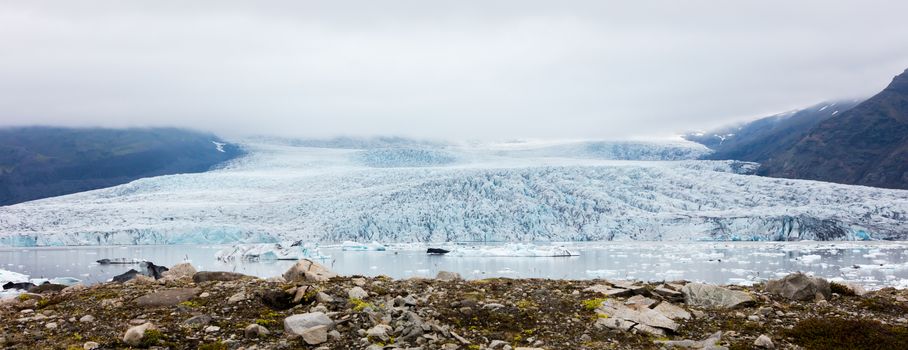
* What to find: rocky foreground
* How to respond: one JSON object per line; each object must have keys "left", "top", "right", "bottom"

{"left": 1, "top": 260, "right": 907, "bottom": 350}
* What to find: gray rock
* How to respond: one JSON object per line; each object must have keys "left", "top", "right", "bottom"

{"left": 316, "top": 292, "right": 334, "bottom": 304}
{"left": 654, "top": 286, "right": 684, "bottom": 300}
{"left": 123, "top": 322, "right": 157, "bottom": 346}
{"left": 764, "top": 273, "right": 831, "bottom": 301}
{"left": 626, "top": 295, "right": 658, "bottom": 308}
{"left": 30, "top": 284, "right": 67, "bottom": 294}
{"left": 653, "top": 302, "right": 691, "bottom": 320}
{"left": 842, "top": 283, "right": 868, "bottom": 297}
{"left": 584, "top": 284, "right": 635, "bottom": 297}
{"left": 182, "top": 314, "right": 212, "bottom": 327}
{"left": 192, "top": 271, "right": 250, "bottom": 283}
{"left": 754, "top": 334, "right": 774, "bottom": 349}
{"left": 83, "top": 341, "right": 100, "bottom": 350}
{"left": 348, "top": 286, "right": 369, "bottom": 300}
{"left": 655, "top": 331, "right": 727, "bottom": 349}
{"left": 134, "top": 288, "right": 199, "bottom": 307}
{"left": 245, "top": 324, "right": 271, "bottom": 338}
{"left": 301, "top": 325, "right": 329, "bottom": 345}
{"left": 595, "top": 298, "right": 678, "bottom": 335}
{"left": 228, "top": 291, "right": 248, "bottom": 304}
{"left": 293, "top": 286, "right": 317, "bottom": 303}
{"left": 284, "top": 312, "right": 334, "bottom": 338}
{"left": 161, "top": 263, "right": 197, "bottom": 281}
{"left": 283, "top": 259, "right": 338, "bottom": 283}
{"left": 436, "top": 271, "right": 462, "bottom": 281}
{"left": 79, "top": 315, "right": 96, "bottom": 323}
{"left": 204, "top": 325, "right": 221, "bottom": 333}
{"left": 681, "top": 283, "right": 755, "bottom": 309}
{"left": 366, "top": 324, "right": 392, "bottom": 341}
{"left": 489, "top": 340, "right": 509, "bottom": 349}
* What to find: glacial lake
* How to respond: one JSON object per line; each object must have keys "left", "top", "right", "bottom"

{"left": 3, "top": 241, "right": 908, "bottom": 290}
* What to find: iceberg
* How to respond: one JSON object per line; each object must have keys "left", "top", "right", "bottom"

{"left": 0, "top": 269, "right": 30, "bottom": 299}
{"left": 445, "top": 244, "right": 579, "bottom": 257}
{"left": 341, "top": 241, "right": 387, "bottom": 252}
{"left": 216, "top": 242, "right": 329, "bottom": 262}
{"left": 0, "top": 268, "right": 28, "bottom": 285}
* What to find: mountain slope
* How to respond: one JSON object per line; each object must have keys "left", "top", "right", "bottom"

{"left": 759, "top": 69, "right": 908, "bottom": 189}
{"left": 0, "top": 141, "right": 904, "bottom": 246}
{"left": 684, "top": 100, "right": 862, "bottom": 163}
{"left": 0, "top": 127, "right": 244, "bottom": 205}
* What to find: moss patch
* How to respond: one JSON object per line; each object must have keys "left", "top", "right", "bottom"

{"left": 581, "top": 298, "right": 607, "bottom": 311}
{"left": 784, "top": 318, "right": 908, "bottom": 350}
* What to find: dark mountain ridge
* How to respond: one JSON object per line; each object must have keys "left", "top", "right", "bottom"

{"left": 759, "top": 69, "right": 908, "bottom": 189}
{"left": 684, "top": 99, "right": 863, "bottom": 164}
{"left": 688, "top": 68, "right": 908, "bottom": 190}
{"left": 0, "top": 126, "right": 243, "bottom": 206}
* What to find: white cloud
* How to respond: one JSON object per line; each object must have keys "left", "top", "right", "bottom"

{"left": 1, "top": 0, "right": 907, "bottom": 140}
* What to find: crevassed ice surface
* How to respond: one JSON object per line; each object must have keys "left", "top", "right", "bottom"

{"left": 0, "top": 139, "right": 907, "bottom": 246}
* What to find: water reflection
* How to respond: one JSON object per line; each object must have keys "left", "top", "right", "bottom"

{"left": 2, "top": 241, "right": 907, "bottom": 289}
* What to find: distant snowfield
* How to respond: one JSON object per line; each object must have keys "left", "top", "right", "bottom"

{"left": 0, "top": 138, "right": 906, "bottom": 246}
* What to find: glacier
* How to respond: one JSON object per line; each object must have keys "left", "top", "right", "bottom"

{"left": 0, "top": 138, "right": 907, "bottom": 246}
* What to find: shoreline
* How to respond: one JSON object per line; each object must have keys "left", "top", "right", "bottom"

{"left": 2, "top": 260, "right": 907, "bottom": 349}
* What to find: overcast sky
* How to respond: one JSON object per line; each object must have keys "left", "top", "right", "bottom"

{"left": 1, "top": 1, "right": 907, "bottom": 140}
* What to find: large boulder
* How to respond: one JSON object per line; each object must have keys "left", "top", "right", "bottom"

{"left": 435, "top": 271, "right": 462, "bottom": 281}
{"left": 284, "top": 312, "right": 334, "bottom": 338}
{"left": 681, "top": 283, "right": 755, "bottom": 309}
{"left": 301, "top": 325, "right": 329, "bottom": 345}
{"left": 283, "top": 259, "right": 337, "bottom": 283}
{"left": 123, "top": 322, "right": 157, "bottom": 346}
{"left": 764, "top": 273, "right": 831, "bottom": 301}
{"left": 595, "top": 298, "right": 678, "bottom": 336}
{"left": 348, "top": 287, "right": 368, "bottom": 300}
{"left": 161, "top": 263, "right": 197, "bottom": 281}
{"left": 139, "top": 261, "right": 169, "bottom": 279}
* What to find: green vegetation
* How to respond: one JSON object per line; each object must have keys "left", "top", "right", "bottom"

{"left": 582, "top": 298, "right": 607, "bottom": 311}
{"left": 783, "top": 318, "right": 908, "bottom": 350}
{"left": 350, "top": 298, "right": 376, "bottom": 312}
{"left": 139, "top": 329, "right": 164, "bottom": 347}
{"left": 178, "top": 300, "right": 201, "bottom": 308}
{"left": 515, "top": 299, "right": 536, "bottom": 310}
{"left": 198, "top": 342, "right": 229, "bottom": 350}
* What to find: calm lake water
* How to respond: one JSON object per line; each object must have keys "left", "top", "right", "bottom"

{"left": 2, "top": 241, "right": 908, "bottom": 290}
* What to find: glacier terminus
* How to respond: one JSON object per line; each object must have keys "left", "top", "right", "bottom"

{"left": 0, "top": 138, "right": 906, "bottom": 247}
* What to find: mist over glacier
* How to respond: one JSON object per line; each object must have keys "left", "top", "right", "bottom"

{"left": 0, "top": 138, "right": 906, "bottom": 246}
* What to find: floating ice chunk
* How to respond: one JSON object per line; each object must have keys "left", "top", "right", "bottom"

{"left": 0, "top": 269, "right": 31, "bottom": 299}
{"left": 796, "top": 254, "right": 822, "bottom": 264}
{"left": 727, "top": 278, "right": 756, "bottom": 286}
{"left": 216, "top": 242, "right": 328, "bottom": 261}
{"left": 0, "top": 268, "right": 29, "bottom": 284}
{"left": 341, "top": 241, "right": 387, "bottom": 251}
{"left": 751, "top": 251, "right": 785, "bottom": 257}
{"left": 446, "top": 244, "right": 579, "bottom": 257}
{"left": 864, "top": 250, "right": 885, "bottom": 258}
{"left": 586, "top": 269, "right": 619, "bottom": 277}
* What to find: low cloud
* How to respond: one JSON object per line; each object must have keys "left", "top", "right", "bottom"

{"left": 1, "top": 0, "right": 907, "bottom": 140}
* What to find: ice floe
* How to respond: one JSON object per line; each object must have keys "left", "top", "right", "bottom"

{"left": 216, "top": 242, "right": 329, "bottom": 261}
